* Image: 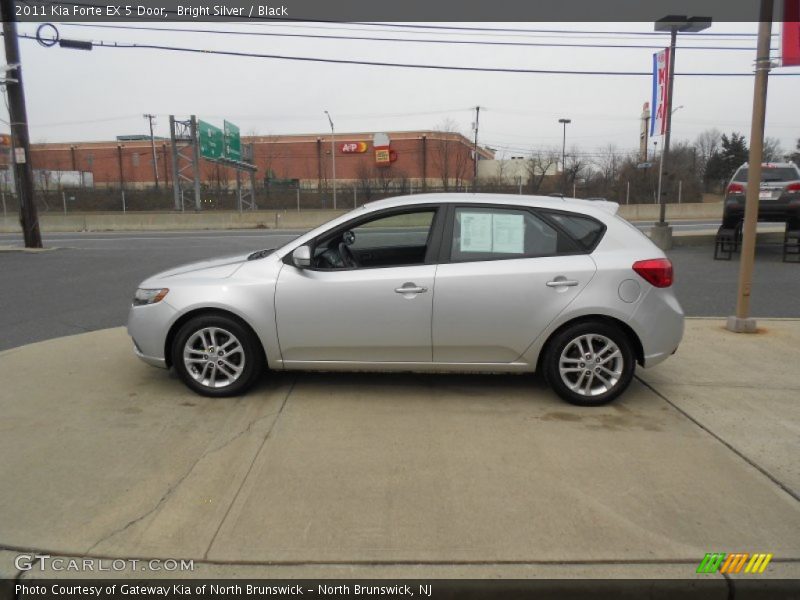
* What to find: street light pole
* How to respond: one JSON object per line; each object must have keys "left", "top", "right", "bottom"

{"left": 652, "top": 15, "right": 711, "bottom": 250}
{"left": 558, "top": 118, "right": 571, "bottom": 195}
{"left": 143, "top": 113, "right": 159, "bottom": 189}
{"left": 657, "top": 26, "right": 678, "bottom": 226}
{"left": 324, "top": 110, "right": 336, "bottom": 209}
{"left": 727, "top": 0, "right": 773, "bottom": 334}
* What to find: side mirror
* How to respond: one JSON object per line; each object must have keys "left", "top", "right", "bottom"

{"left": 292, "top": 245, "right": 312, "bottom": 269}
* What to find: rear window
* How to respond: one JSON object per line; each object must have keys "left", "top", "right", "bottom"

{"left": 545, "top": 212, "right": 606, "bottom": 251}
{"left": 733, "top": 167, "right": 800, "bottom": 182}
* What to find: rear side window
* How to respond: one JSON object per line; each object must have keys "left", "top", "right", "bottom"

{"left": 450, "top": 207, "right": 578, "bottom": 262}
{"left": 545, "top": 212, "right": 606, "bottom": 251}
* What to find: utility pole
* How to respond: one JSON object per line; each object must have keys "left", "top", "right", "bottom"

{"left": 727, "top": 0, "right": 773, "bottom": 333}
{"left": 324, "top": 110, "right": 336, "bottom": 209}
{"left": 472, "top": 106, "right": 480, "bottom": 191}
{"left": 1, "top": 0, "right": 42, "bottom": 248}
{"left": 143, "top": 113, "right": 159, "bottom": 189}
{"left": 558, "top": 118, "right": 571, "bottom": 195}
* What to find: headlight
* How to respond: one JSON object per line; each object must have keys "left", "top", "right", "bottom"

{"left": 133, "top": 288, "right": 169, "bottom": 306}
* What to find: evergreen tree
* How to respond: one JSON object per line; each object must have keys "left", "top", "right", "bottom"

{"left": 789, "top": 138, "right": 800, "bottom": 165}
{"left": 704, "top": 132, "right": 749, "bottom": 188}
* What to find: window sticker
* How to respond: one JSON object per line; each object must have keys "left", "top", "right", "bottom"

{"left": 492, "top": 213, "right": 525, "bottom": 254}
{"left": 460, "top": 212, "right": 493, "bottom": 252}
{"left": 459, "top": 211, "right": 525, "bottom": 254}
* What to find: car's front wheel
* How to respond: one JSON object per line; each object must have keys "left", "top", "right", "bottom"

{"left": 171, "top": 314, "right": 264, "bottom": 397}
{"left": 543, "top": 321, "right": 635, "bottom": 406}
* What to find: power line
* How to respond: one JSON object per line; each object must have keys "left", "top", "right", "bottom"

{"left": 15, "top": 33, "right": 800, "bottom": 77}
{"left": 56, "top": 23, "right": 765, "bottom": 51}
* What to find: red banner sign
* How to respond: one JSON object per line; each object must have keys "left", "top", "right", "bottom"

{"left": 340, "top": 142, "right": 368, "bottom": 154}
{"left": 782, "top": 0, "right": 800, "bottom": 67}
{"left": 650, "top": 48, "right": 670, "bottom": 137}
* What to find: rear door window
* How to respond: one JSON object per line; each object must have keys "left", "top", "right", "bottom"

{"left": 449, "top": 207, "right": 579, "bottom": 262}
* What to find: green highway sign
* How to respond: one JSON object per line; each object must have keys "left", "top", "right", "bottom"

{"left": 224, "top": 120, "right": 241, "bottom": 161}
{"left": 198, "top": 120, "right": 224, "bottom": 160}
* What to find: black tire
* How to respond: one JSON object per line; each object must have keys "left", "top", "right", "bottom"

{"left": 543, "top": 321, "right": 636, "bottom": 406}
{"left": 171, "top": 314, "right": 265, "bottom": 397}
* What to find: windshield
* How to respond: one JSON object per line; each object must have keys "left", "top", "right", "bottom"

{"left": 733, "top": 167, "right": 800, "bottom": 183}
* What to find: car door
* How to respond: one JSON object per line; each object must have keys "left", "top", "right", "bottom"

{"left": 275, "top": 207, "right": 442, "bottom": 364}
{"left": 432, "top": 205, "right": 597, "bottom": 363}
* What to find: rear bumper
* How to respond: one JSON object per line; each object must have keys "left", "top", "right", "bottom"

{"left": 724, "top": 197, "right": 800, "bottom": 223}
{"left": 628, "top": 287, "right": 684, "bottom": 368}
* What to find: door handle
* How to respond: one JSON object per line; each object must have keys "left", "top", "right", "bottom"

{"left": 546, "top": 279, "right": 579, "bottom": 287}
{"left": 395, "top": 284, "right": 428, "bottom": 294}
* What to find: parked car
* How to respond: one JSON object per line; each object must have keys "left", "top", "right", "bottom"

{"left": 128, "top": 194, "right": 684, "bottom": 406}
{"left": 722, "top": 162, "right": 800, "bottom": 228}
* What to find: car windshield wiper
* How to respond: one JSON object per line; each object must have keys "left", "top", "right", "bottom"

{"left": 247, "top": 248, "right": 275, "bottom": 260}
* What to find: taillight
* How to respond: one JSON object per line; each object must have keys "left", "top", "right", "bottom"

{"left": 787, "top": 183, "right": 800, "bottom": 192}
{"left": 727, "top": 183, "right": 745, "bottom": 194}
{"left": 633, "top": 258, "right": 673, "bottom": 288}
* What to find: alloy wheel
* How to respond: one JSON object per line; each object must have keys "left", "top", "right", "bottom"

{"left": 182, "top": 327, "right": 245, "bottom": 389}
{"left": 558, "top": 333, "right": 623, "bottom": 397}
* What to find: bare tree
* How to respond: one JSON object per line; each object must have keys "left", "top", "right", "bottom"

{"left": 763, "top": 137, "right": 784, "bottom": 162}
{"left": 693, "top": 128, "right": 722, "bottom": 185}
{"left": 593, "top": 144, "right": 623, "bottom": 189}
{"left": 564, "top": 146, "right": 590, "bottom": 191}
{"left": 431, "top": 118, "right": 462, "bottom": 191}
{"left": 355, "top": 159, "right": 374, "bottom": 201}
{"left": 525, "top": 149, "right": 560, "bottom": 193}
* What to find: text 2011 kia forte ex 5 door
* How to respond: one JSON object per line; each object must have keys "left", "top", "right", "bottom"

{"left": 128, "top": 193, "right": 683, "bottom": 406}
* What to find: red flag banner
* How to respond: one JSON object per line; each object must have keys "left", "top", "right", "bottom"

{"left": 782, "top": 0, "right": 800, "bottom": 67}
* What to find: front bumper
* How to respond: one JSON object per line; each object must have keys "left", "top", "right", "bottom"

{"left": 127, "top": 300, "right": 177, "bottom": 369}
{"left": 132, "top": 341, "right": 167, "bottom": 368}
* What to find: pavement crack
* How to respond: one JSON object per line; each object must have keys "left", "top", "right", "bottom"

{"left": 636, "top": 375, "right": 800, "bottom": 504}
{"left": 203, "top": 376, "right": 297, "bottom": 560}
{"left": 205, "top": 410, "right": 281, "bottom": 457}
{"left": 84, "top": 449, "right": 206, "bottom": 555}
{"left": 82, "top": 411, "right": 275, "bottom": 554}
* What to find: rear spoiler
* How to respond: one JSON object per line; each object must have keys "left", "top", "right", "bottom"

{"left": 594, "top": 201, "right": 620, "bottom": 215}
{"left": 569, "top": 198, "right": 619, "bottom": 215}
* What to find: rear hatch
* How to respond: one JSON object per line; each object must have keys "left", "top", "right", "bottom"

{"left": 733, "top": 165, "right": 800, "bottom": 200}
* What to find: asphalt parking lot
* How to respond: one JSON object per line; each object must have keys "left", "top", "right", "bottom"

{"left": 0, "top": 229, "right": 798, "bottom": 351}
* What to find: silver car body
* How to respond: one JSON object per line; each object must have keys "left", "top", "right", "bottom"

{"left": 128, "top": 194, "right": 684, "bottom": 375}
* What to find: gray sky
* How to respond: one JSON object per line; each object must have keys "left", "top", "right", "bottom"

{"left": 6, "top": 21, "right": 800, "bottom": 158}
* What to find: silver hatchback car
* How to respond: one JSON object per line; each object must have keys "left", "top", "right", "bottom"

{"left": 128, "top": 194, "right": 684, "bottom": 406}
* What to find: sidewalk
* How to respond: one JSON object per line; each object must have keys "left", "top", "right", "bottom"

{"left": 0, "top": 320, "right": 797, "bottom": 579}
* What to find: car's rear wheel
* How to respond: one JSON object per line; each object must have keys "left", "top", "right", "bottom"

{"left": 171, "top": 314, "right": 264, "bottom": 397}
{"left": 543, "top": 321, "right": 635, "bottom": 406}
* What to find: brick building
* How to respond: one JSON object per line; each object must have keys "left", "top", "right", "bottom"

{"left": 26, "top": 130, "right": 494, "bottom": 191}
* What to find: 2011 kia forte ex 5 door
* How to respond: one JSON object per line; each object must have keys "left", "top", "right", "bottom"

{"left": 127, "top": 194, "right": 684, "bottom": 406}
